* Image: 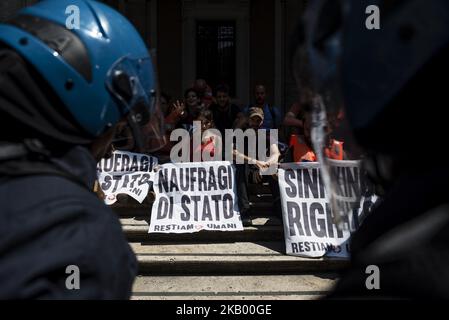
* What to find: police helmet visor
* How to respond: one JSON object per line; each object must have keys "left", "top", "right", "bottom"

{"left": 106, "top": 56, "right": 166, "bottom": 153}
{"left": 292, "top": 0, "right": 370, "bottom": 229}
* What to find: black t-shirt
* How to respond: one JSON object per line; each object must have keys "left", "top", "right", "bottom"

{"left": 210, "top": 104, "right": 241, "bottom": 135}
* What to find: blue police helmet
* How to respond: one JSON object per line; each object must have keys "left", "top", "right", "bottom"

{"left": 0, "top": 0, "right": 161, "bottom": 144}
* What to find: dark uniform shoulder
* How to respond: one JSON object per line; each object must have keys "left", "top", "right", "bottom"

{"left": 0, "top": 175, "right": 137, "bottom": 299}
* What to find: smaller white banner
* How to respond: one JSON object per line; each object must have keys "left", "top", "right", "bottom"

{"left": 97, "top": 151, "right": 158, "bottom": 205}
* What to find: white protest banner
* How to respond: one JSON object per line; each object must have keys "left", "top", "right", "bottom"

{"left": 279, "top": 160, "right": 377, "bottom": 259}
{"left": 97, "top": 150, "right": 158, "bottom": 205}
{"left": 149, "top": 161, "right": 243, "bottom": 233}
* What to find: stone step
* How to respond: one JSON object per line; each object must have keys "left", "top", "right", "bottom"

{"left": 248, "top": 182, "right": 272, "bottom": 195}
{"left": 131, "top": 241, "right": 348, "bottom": 276}
{"left": 249, "top": 193, "right": 273, "bottom": 202}
{"left": 121, "top": 217, "right": 285, "bottom": 243}
{"left": 114, "top": 201, "right": 275, "bottom": 218}
{"left": 132, "top": 274, "right": 338, "bottom": 300}
{"left": 109, "top": 182, "right": 272, "bottom": 209}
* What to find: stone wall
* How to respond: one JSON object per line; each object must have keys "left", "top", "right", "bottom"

{"left": 0, "top": 0, "right": 39, "bottom": 22}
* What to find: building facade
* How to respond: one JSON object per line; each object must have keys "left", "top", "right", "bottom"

{"left": 1, "top": 0, "right": 306, "bottom": 112}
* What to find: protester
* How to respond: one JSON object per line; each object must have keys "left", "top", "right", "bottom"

{"left": 289, "top": 111, "right": 345, "bottom": 162}
{"left": 283, "top": 88, "right": 315, "bottom": 136}
{"left": 244, "top": 85, "right": 282, "bottom": 130}
{"left": 165, "top": 88, "right": 204, "bottom": 133}
{"left": 209, "top": 84, "right": 246, "bottom": 135}
{"left": 160, "top": 92, "right": 171, "bottom": 116}
{"left": 233, "top": 107, "right": 281, "bottom": 226}
{"left": 192, "top": 109, "right": 221, "bottom": 161}
{"left": 193, "top": 78, "right": 214, "bottom": 108}
{"left": 283, "top": 102, "right": 305, "bottom": 135}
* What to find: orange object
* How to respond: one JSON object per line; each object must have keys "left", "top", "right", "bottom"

{"left": 289, "top": 135, "right": 317, "bottom": 162}
{"left": 193, "top": 137, "right": 216, "bottom": 160}
{"left": 325, "top": 139, "right": 344, "bottom": 160}
{"left": 289, "top": 135, "right": 344, "bottom": 162}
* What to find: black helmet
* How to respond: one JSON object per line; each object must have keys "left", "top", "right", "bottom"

{"left": 294, "top": 0, "right": 449, "bottom": 151}
{"left": 342, "top": 0, "right": 449, "bottom": 155}
{"left": 291, "top": 0, "right": 449, "bottom": 230}
{"left": 293, "top": 0, "right": 449, "bottom": 194}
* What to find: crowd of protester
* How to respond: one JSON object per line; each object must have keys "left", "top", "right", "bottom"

{"left": 150, "top": 78, "right": 354, "bottom": 225}
{"left": 158, "top": 78, "right": 353, "bottom": 162}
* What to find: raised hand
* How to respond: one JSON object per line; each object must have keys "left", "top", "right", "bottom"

{"left": 172, "top": 100, "right": 185, "bottom": 117}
